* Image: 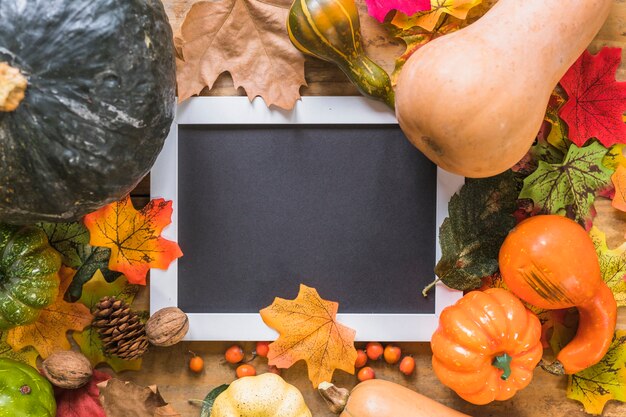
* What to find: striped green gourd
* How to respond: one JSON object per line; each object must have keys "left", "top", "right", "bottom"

{"left": 287, "top": 0, "right": 395, "bottom": 109}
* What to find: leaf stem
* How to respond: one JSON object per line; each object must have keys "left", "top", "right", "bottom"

{"left": 422, "top": 276, "right": 442, "bottom": 297}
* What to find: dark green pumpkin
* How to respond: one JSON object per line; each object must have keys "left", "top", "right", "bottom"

{"left": 0, "top": 224, "right": 61, "bottom": 330}
{"left": 0, "top": 358, "right": 56, "bottom": 417}
{"left": 0, "top": 0, "right": 176, "bottom": 224}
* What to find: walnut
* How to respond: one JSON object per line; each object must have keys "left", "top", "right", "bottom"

{"left": 145, "top": 307, "right": 189, "bottom": 347}
{"left": 42, "top": 350, "right": 92, "bottom": 389}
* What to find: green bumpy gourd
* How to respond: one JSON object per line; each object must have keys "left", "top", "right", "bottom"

{"left": 0, "top": 358, "right": 56, "bottom": 417}
{"left": 287, "top": 0, "right": 395, "bottom": 109}
{"left": 0, "top": 224, "right": 61, "bottom": 330}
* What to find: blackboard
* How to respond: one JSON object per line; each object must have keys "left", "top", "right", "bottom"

{"left": 150, "top": 96, "right": 462, "bottom": 341}
{"left": 177, "top": 124, "right": 437, "bottom": 314}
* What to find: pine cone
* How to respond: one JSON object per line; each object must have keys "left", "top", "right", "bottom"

{"left": 92, "top": 296, "right": 149, "bottom": 360}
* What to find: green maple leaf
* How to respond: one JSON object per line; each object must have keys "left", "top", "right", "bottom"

{"left": 519, "top": 142, "right": 613, "bottom": 224}
{"left": 567, "top": 331, "right": 626, "bottom": 415}
{"left": 38, "top": 222, "right": 90, "bottom": 268}
{"left": 431, "top": 171, "right": 519, "bottom": 293}
{"left": 589, "top": 227, "right": 626, "bottom": 307}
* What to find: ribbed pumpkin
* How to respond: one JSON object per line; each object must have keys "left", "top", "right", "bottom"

{"left": 0, "top": 224, "right": 61, "bottom": 330}
{"left": 287, "top": 0, "right": 394, "bottom": 108}
{"left": 0, "top": 0, "right": 176, "bottom": 224}
{"left": 0, "top": 358, "right": 56, "bottom": 417}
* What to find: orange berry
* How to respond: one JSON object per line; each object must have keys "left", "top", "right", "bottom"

{"left": 355, "top": 349, "right": 367, "bottom": 368}
{"left": 255, "top": 341, "right": 270, "bottom": 358}
{"left": 384, "top": 345, "right": 402, "bottom": 364}
{"left": 357, "top": 366, "right": 375, "bottom": 381}
{"left": 399, "top": 356, "right": 415, "bottom": 376}
{"left": 236, "top": 364, "right": 257, "bottom": 378}
{"left": 224, "top": 344, "right": 244, "bottom": 364}
{"left": 366, "top": 342, "right": 383, "bottom": 360}
{"left": 189, "top": 355, "right": 204, "bottom": 373}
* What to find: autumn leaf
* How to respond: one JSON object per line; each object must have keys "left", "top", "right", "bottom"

{"left": 433, "top": 171, "right": 519, "bottom": 294}
{"left": 55, "top": 369, "right": 111, "bottom": 417}
{"left": 260, "top": 284, "right": 357, "bottom": 387}
{"left": 0, "top": 332, "right": 38, "bottom": 368}
{"left": 98, "top": 379, "right": 182, "bottom": 417}
{"left": 37, "top": 222, "right": 90, "bottom": 269}
{"left": 518, "top": 142, "right": 613, "bottom": 225}
{"left": 67, "top": 247, "right": 122, "bottom": 302}
{"left": 7, "top": 267, "right": 93, "bottom": 359}
{"left": 567, "top": 331, "right": 626, "bottom": 415}
{"left": 83, "top": 196, "right": 183, "bottom": 285}
{"left": 611, "top": 165, "right": 626, "bottom": 212}
{"left": 72, "top": 271, "right": 142, "bottom": 372}
{"left": 365, "top": 0, "right": 430, "bottom": 23}
{"left": 603, "top": 144, "right": 626, "bottom": 171}
{"left": 559, "top": 48, "right": 626, "bottom": 147}
{"left": 176, "top": 0, "right": 306, "bottom": 110}
{"left": 589, "top": 227, "right": 626, "bottom": 307}
{"left": 391, "top": 0, "right": 483, "bottom": 31}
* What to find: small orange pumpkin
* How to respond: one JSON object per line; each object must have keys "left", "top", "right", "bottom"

{"left": 431, "top": 288, "right": 542, "bottom": 405}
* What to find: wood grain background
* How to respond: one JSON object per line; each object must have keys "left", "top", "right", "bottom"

{"left": 124, "top": 1, "right": 626, "bottom": 416}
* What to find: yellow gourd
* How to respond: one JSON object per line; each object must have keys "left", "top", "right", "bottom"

{"left": 395, "top": 0, "right": 613, "bottom": 178}
{"left": 210, "top": 373, "right": 312, "bottom": 417}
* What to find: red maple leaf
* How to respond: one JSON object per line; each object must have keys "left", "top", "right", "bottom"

{"left": 559, "top": 47, "right": 626, "bottom": 147}
{"left": 54, "top": 369, "right": 111, "bottom": 417}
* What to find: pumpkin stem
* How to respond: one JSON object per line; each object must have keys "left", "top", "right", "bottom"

{"left": 318, "top": 381, "right": 350, "bottom": 414}
{"left": 0, "top": 62, "right": 27, "bottom": 112}
{"left": 492, "top": 353, "right": 512, "bottom": 380}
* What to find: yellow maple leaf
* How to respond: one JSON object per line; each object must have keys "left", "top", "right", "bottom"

{"left": 391, "top": 0, "right": 483, "bottom": 31}
{"left": 612, "top": 165, "right": 626, "bottom": 212}
{"left": 260, "top": 284, "right": 357, "bottom": 387}
{"left": 7, "top": 267, "right": 94, "bottom": 359}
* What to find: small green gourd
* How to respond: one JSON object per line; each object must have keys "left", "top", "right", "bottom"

{"left": 287, "top": 0, "right": 394, "bottom": 109}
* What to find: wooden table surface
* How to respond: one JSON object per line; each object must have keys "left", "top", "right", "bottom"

{"left": 123, "top": 1, "right": 626, "bottom": 416}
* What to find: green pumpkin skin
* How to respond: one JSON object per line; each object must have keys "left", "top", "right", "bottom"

{"left": 0, "top": 224, "right": 61, "bottom": 330}
{"left": 0, "top": 358, "right": 56, "bottom": 417}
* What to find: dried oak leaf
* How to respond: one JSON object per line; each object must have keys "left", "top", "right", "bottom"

{"left": 559, "top": 47, "right": 626, "bottom": 147}
{"left": 567, "top": 331, "right": 626, "bottom": 415}
{"left": 98, "top": 379, "right": 181, "bottom": 417}
{"left": 589, "top": 226, "right": 626, "bottom": 308}
{"left": 260, "top": 284, "right": 357, "bottom": 388}
{"left": 0, "top": 331, "right": 38, "bottom": 368}
{"left": 72, "top": 272, "right": 142, "bottom": 372}
{"left": 519, "top": 142, "right": 613, "bottom": 226}
{"left": 7, "top": 267, "right": 93, "bottom": 359}
{"left": 83, "top": 196, "right": 183, "bottom": 285}
{"left": 365, "top": 0, "right": 430, "bottom": 23}
{"left": 176, "top": 0, "right": 306, "bottom": 110}
{"left": 390, "top": 0, "right": 483, "bottom": 32}
{"left": 54, "top": 369, "right": 111, "bottom": 417}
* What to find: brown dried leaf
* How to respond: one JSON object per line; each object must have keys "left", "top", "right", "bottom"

{"left": 176, "top": 0, "right": 306, "bottom": 110}
{"left": 98, "top": 379, "right": 181, "bottom": 417}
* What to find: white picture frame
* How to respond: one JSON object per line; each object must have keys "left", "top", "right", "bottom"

{"left": 150, "top": 96, "right": 464, "bottom": 341}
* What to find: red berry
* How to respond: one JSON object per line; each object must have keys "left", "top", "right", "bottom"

{"left": 236, "top": 364, "right": 256, "bottom": 378}
{"left": 224, "top": 345, "right": 244, "bottom": 364}
{"left": 357, "top": 366, "right": 375, "bottom": 381}
{"left": 399, "top": 356, "right": 415, "bottom": 376}
{"left": 255, "top": 341, "right": 270, "bottom": 358}
{"left": 383, "top": 345, "right": 402, "bottom": 364}
{"left": 355, "top": 349, "right": 368, "bottom": 368}
{"left": 366, "top": 342, "right": 383, "bottom": 360}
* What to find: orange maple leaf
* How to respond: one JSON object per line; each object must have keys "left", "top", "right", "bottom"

{"left": 7, "top": 267, "right": 93, "bottom": 359}
{"left": 83, "top": 196, "right": 183, "bottom": 285}
{"left": 612, "top": 165, "right": 626, "bottom": 212}
{"left": 260, "top": 284, "right": 357, "bottom": 387}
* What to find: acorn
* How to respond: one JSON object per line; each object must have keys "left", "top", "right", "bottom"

{"left": 145, "top": 307, "right": 189, "bottom": 347}
{"left": 41, "top": 350, "right": 92, "bottom": 389}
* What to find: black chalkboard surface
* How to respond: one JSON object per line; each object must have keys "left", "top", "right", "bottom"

{"left": 176, "top": 124, "right": 438, "bottom": 315}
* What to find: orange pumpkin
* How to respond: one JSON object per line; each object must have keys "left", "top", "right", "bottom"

{"left": 431, "top": 288, "right": 542, "bottom": 405}
{"left": 499, "top": 214, "right": 617, "bottom": 374}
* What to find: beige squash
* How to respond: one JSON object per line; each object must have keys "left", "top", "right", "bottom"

{"left": 318, "top": 380, "right": 470, "bottom": 417}
{"left": 395, "top": 0, "right": 613, "bottom": 178}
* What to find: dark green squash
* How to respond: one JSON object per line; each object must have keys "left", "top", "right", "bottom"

{"left": 0, "top": 0, "right": 176, "bottom": 224}
{"left": 0, "top": 224, "right": 61, "bottom": 330}
{"left": 0, "top": 358, "right": 56, "bottom": 417}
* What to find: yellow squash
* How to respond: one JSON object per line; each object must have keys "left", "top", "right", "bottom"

{"left": 210, "top": 373, "right": 311, "bottom": 417}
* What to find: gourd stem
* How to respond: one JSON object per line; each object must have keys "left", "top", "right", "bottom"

{"left": 492, "top": 353, "right": 512, "bottom": 380}
{"left": 0, "top": 62, "right": 27, "bottom": 112}
{"left": 318, "top": 381, "right": 350, "bottom": 414}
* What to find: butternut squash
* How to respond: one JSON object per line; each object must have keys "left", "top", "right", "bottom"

{"left": 318, "top": 380, "right": 470, "bottom": 417}
{"left": 395, "top": 0, "right": 613, "bottom": 178}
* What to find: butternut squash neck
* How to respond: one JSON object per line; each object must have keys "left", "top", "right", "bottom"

{"left": 0, "top": 62, "right": 27, "bottom": 112}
